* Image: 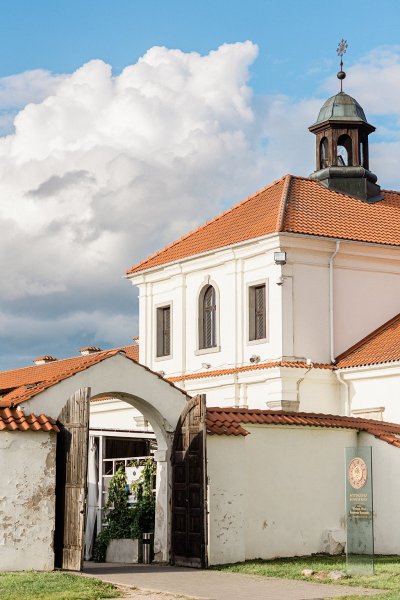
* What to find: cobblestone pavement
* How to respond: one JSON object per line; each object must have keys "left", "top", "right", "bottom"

{"left": 84, "top": 562, "right": 382, "bottom": 600}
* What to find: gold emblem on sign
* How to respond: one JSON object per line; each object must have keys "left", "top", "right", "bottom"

{"left": 348, "top": 457, "right": 368, "bottom": 489}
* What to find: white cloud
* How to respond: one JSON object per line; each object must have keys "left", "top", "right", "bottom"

{"left": 1, "top": 42, "right": 400, "bottom": 368}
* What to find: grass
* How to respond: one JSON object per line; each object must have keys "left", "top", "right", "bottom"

{"left": 213, "top": 555, "right": 400, "bottom": 600}
{"left": 0, "top": 572, "right": 121, "bottom": 600}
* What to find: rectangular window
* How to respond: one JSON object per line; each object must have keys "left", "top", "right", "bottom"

{"left": 249, "top": 284, "right": 266, "bottom": 341}
{"left": 156, "top": 305, "right": 171, "bottom": 357}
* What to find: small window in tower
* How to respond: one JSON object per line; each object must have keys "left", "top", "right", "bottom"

{"left": 320, "top": 137, "right": 329, "bottom": 169}
{"left": 337, "top": 134, "right": 352, "bottom": 166}
{"left": 156, "top": 305, "right": 171, "bottom": 357}
{"left": 249, "top": 283, "right": 267, "bottom": 341}
{"left": 359, "top": 140, "right": 368, "bottom": 169}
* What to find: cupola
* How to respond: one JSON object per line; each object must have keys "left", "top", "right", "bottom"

{"left": 309, "top": 40, "right": 382, "bottom": 202}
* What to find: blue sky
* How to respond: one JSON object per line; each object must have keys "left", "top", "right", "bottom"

{"left": 1, "top": 0, "right": 400, "bottom": 370}
{"left": 2, "top": 0, "right": 399, "bottom": 94}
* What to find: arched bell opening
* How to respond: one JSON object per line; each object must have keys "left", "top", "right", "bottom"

{"left": 336, "top": 134, "right": 353, "bottom": 166}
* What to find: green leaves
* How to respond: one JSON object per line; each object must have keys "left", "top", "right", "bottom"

{"left": 93, "top": 459, "right": 156, "bottom": 562}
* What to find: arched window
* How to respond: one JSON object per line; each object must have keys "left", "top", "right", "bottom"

{"left": 320, "top": 137, "right": 329, "bottom": 169}
{"left": 336, "top": 134, "right": 352, "bottom": 166}
{"left": 199, "top": 285, "right": 216, "bottom": 349}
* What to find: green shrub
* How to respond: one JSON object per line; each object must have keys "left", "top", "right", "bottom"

{"left": 93, "top": 458, "right": 156, "bottom": 562}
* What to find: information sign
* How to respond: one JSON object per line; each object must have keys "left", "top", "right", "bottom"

{"left": 345, "top": 446, "right": 374, "bottom": 576}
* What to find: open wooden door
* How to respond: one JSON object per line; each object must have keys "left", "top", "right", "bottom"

{"left": 171, "top": 394, "right": 207, "bottom": 568}
{"left": 54, "top": 388, "right": 90, "bottom": 571}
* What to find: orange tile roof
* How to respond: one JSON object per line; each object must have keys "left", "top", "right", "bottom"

{"left": 127, "top": 176, "right": 288, "bottom": 274}
{"left": 126, "top": 175, "right": 400, "bottom": 275}
{"left": 336, "top": 313, "right": 400, "bottom": 369}
{"left": 206, "top": 407, "right": 400, "bottom": 449}
{"left": 0, "top": 344, "right": 138, "bottom": 393}
{"left": 169, "top": 360, "right": 331, "bottom": 382}
{"left": 0, "top": 344, "right": 140, "bottom": 409}
{"left": 0, "top": 407, "right": 59, "bottom": 432}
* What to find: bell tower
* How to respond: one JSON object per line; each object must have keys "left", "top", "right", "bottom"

{"left": 309, "top": 40, "right": 382, "bottom": 202}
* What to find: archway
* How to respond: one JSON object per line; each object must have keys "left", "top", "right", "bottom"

{"left": 20, "top": 351, "right": 188, "bottom": 566}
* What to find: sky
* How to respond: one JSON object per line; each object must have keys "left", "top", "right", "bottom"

{"left": 2, "top": 0, "right": 400, "bottom": 370}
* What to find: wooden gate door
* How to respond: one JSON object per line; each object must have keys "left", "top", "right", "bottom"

{"left": 54, "top": 388, "right": 90, "bottom": 571}
{"left": 171, "top": 394, "right": 207, "bottom": 568}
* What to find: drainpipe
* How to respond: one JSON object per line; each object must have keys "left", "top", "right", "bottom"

{"left": 336, "top": 370, "right": 351, "bottom": 416}
{"left": 329, "top": 241, "right": 340, "bottom": 364}
{"left": 296, "top": 361, "right": 313, "bottom": 407}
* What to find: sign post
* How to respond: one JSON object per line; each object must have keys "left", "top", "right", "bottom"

{"left": 345, "top": 446, "right": 374, "bottom": 576}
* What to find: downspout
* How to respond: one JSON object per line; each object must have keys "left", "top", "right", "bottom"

{"left": 296, "top": 361, "right": 313, "bottom": 407}
{"left": 336, "top": 370, "right": 351, "bottom": 416}
{"left": 329, "top": 241, "right": 340, "bottom": 364}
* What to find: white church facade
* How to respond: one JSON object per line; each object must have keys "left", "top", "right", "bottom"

{"left": 125, "top": 85, "right": 400, "bottom": 422}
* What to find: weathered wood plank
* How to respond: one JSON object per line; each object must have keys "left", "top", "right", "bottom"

{"left": 55, "top": 387, "right": 90, "bottom": 571}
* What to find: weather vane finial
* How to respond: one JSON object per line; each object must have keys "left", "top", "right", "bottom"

{"left": 336, "top": 39, "right": 348, "bottom": 92}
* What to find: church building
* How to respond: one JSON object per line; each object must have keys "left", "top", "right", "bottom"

{"left": 3, "top": 56, "right": 400, "bottom": 570}
{"left": 125, "top": 73, "right": 400, "bottom": 424}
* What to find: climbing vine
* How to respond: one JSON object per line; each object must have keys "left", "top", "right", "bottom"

{"left": 93, "top": 458, "right": 156, "bottom": 562}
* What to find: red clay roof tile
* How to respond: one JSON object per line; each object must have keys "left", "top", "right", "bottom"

{"left": 0, "top": 345, "right": 139, "bottom": 408}
{"left": 127, "top": 175, "right": 400, "bottom": 275}
{"left": 169, "top": 360, "right": 331, "bottom": 382}
{"left": 336, "top": 313, "right": 400, "bottom": 369}
{"left": 0, "top": 407, "right": 59, "bottom": 432}
{"left": 127, "top": 176, "right": 287, "bottom": 274}
{"left": 206, "top": 408, "right": 400, "bottom": 449}
{"left": 0, "top": 344, "right": 138, "bottom": 394}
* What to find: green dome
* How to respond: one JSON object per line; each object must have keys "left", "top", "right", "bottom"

{"left": 315, "top": 92, "right": 368, "bottom": 124}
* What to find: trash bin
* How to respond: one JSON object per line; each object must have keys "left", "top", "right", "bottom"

{"left": 143, "top": 532, "right": 151, "bottom": 564}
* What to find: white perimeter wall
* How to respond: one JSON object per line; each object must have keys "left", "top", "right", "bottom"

{"left": 207, "top": 426, "right": 357, "bottom": 564}
{"left": 0, "top": 431, "right": 56, "bottom": 571}
{"left": 359, "top": 431, "right": 400, "bottom": 554}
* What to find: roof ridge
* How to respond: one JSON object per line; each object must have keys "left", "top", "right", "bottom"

{"left": 206, "top": 406, "right": 400, "bottom": 427}
{"left": 126, "top": 175, "right": 290, "bottom": 275}
{"left": 0, "top": 343, "right": 138, "bottom": 380}
{"left": 277, "top": 174, "right": 292, "bottom": 231}
{"left": 335, "top": 311, "right": 400, "bottom": 364}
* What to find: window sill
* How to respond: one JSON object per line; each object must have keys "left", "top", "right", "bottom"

{"left": 154, "top": 354, "right": 172, "bottom": 362}
{"left": 195, "top": 346, "right": 221, "bottom": 356}
{"left": 247, "top": 338, "right": 269, "bottom": 346}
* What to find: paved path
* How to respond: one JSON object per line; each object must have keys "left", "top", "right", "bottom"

{"left": 84, "top": 563, "right": 382, "bottom": 600}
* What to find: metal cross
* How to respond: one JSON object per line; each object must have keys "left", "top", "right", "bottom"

{"left": 337, "top": 39, "right": 348, "bottom": 59}
{"left": 336, "top": 39, "right": 348, "bottom": 92}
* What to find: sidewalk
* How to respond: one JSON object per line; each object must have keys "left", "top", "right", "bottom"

{"left": 84, "top": 562, "right": 382, "bottom": 600}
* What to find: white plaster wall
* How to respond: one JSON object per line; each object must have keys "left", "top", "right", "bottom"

{"left": 334, "top": 248, "right": 400, "bottom": 357}
{"left": 178, "top": 368, "right": 341, "bottom": 414}
{"left": 0, "top": 431, "right": 56, "bottom": 571}
{"left": 340, "top": 365, "right": 400, "bottom": 424}
{"left": 359, "top": 432, "right": 400, "bottom": 554}
{"left": 207, "top": 426, "right": 357, "bottom": 565}
{"left": 90, "top": 399, "right": 151, "bottom": 430}
{"left": 206, "top": 435, "right": 247, "bottom": 565}
{"left": 131, "top": 236, "right": 285, "bottom": 379}
{"left": 291, "top": 261, "right": 330, "bottom": 362}
{"left": 131, "top": 232, "right": 400, "bottom": 415}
